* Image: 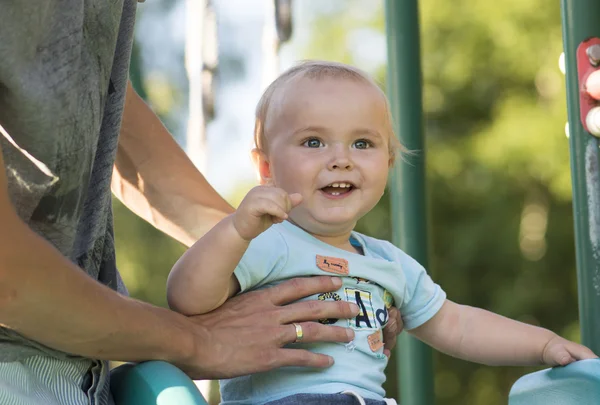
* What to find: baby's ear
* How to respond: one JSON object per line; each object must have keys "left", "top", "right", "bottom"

{"left": 251, "top": 148, "right": 272, "bottom": 185}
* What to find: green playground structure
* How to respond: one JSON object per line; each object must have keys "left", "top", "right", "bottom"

{"left": 111, "top": 0, "right": 600, "bottom": 403}
{"left": 386, "top": 0, "right": 600, "bottom": 404}
{"left": 111, "top": 361, "right": 208, "bottom": 405}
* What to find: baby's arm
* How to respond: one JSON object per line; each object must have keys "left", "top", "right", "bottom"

{"left": 167, "top": 186, "right": 302, "bottom": 315}
{"left": 411, "top": 300, "right": 597, "bottom": 366}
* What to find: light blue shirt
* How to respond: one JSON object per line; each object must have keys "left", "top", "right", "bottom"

{"left": 220, "top": 221, "right": 446, "bottom": 404}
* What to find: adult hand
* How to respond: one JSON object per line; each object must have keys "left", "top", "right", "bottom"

{"left": 175, "top": 276, "right": 359, "bottom": 379}
{"left": 382, "top": 306, "right": 403, "bottom": 358}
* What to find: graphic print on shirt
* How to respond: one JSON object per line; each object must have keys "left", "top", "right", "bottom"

{"left": 316, "top": 255, "right": 349, "bottom": 275}
{"left": 317, "top": 292, "right": 342, "bottom": 325}
{"left": 343, "top": 287, "right": 390, "bottom": 330}
{"left": 345, "top": 288, "right": 378, "bottom": 330}
{"left": 351, "top": 276, "right": 371, "bottom": 284}
{"left": 383, "top": 289, "right": 394, "bottom": 309}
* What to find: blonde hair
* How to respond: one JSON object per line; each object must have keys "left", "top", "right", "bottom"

{"left": 253, "top": 60, "right": 406, "bottom": 164}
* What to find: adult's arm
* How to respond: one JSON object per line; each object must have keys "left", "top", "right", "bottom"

{"left": 112, "top": 81, "right": 234, "bottom": 248}
{"left": 0, "top": 138, "right": 357, "bottom": 378}
{"left": 0, "top": 137, "right": 191, "bottom": 363}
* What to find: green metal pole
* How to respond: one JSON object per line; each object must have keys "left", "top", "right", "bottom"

{"left": 560, "top": 1, "right": 600, "bottom": 354}
{"left": 385, "top": 1, "right": 435, "bottom": 404}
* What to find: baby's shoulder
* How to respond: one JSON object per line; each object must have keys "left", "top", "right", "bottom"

{"left": 353, "top": 232, "right": 401, "bottom": 259}
{"left": 353, "top": 232, "right": 422, "bottom": 270}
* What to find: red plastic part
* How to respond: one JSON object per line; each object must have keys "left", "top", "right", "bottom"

{"left": 586, "top": 70, "right": 600, "bottom": 100}
{"left": 576, "top": 37, "right": 600, "bottom": 132}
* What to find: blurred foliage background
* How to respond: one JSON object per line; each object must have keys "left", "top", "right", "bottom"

{"left": 115, "top": 1, "right": 581, "bottom": 404}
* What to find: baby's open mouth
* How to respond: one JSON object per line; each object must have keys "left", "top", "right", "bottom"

{"left": 320, "top": 182, "right": 355, "bottom": 196}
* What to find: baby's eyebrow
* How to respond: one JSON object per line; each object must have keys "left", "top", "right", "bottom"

{"left": 292, "top": 125, "right": 328, "bottom": 136}
{"left": 291, "top": 126, "right": 383, "bottom": 138}
{"left": 351, "top": 128, "right": 383, "bottom": 139}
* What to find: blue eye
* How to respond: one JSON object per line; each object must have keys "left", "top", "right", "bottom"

{"left": 303, "top": 138, "right": 323, "bottom": 148}
{"left": 353, "top": 139, "right": 371, "bottom": 149}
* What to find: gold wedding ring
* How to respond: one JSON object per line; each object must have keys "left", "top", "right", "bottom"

{"left": 293, "top": 323, "right": 304, "bottom": 343}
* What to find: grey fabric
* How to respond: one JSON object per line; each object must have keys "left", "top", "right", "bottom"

{"left": 0, "top": 1, "right": 137, "bottom": 403}
{"left": 0, "top": 0, "right": 135, "bottom": 362}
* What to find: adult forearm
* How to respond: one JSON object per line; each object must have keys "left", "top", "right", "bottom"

{"left": 167, "top": 215, "right": 247, "bottom": 315}
{"left": 0, "top": 214, "right": 196, "bottom": 363}
{"left": 112, "top": 82, "right": 234, "bottom": 248}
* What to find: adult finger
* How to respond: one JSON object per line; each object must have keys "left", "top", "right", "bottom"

{"left": 382, "top": 319, "right": 398, "bottom": 353}
{"left": 266, "top": 276, "right": 343, "bottom": 306}
{"left": 276, "top": 299, "right": 358, "bottom": 325}
{"left": 382, "top": 307, "right": 403, "bottom": 353}
{"left": 275, "top": 348, "right": 334, "bottom": 369}
{"left": 390, "top": 306, "right": 403, "bottom": 333}
{"left": 278, "top": 321, "right": 354, "bottom": 346}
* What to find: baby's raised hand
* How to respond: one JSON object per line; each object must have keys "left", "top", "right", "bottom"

{"left": 542, "top": 335, "right": 598, "bottom": 366}
{"left": 233, "top": 186, "right": 303, "bottom": 241}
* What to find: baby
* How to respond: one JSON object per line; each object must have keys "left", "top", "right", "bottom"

{"left": 167, "top": 60, "right": 596, "bottom": 405}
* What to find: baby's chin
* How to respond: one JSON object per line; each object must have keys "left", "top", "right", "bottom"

{"left": 287, "top": 214, "right": 357, "bottom": 237}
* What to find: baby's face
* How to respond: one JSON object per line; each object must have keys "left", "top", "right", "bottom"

{"left": 262, "top": 77, "right": 391, "bottom": 237}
